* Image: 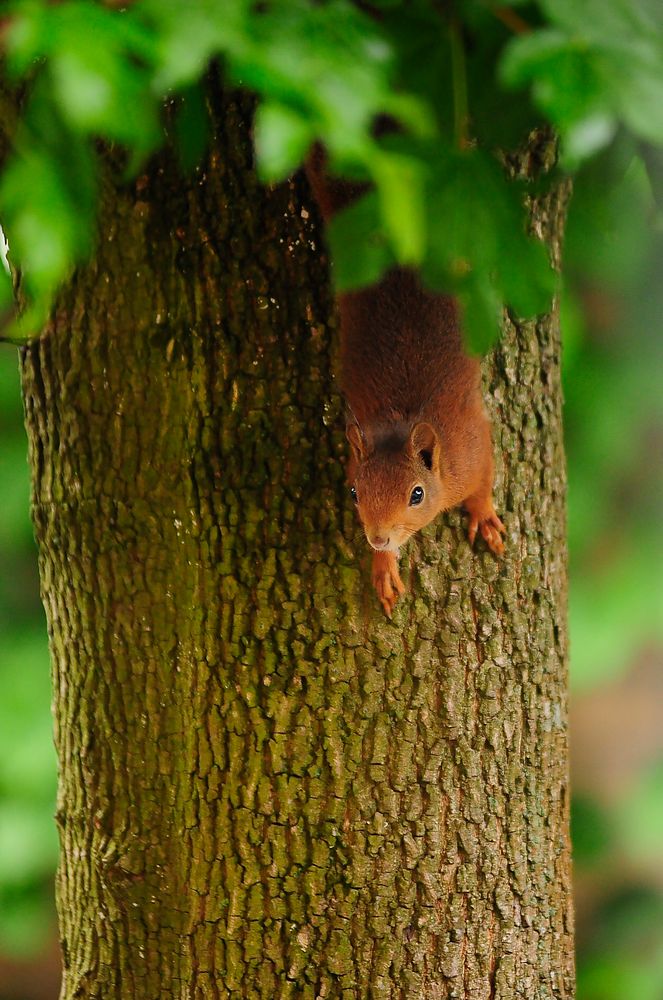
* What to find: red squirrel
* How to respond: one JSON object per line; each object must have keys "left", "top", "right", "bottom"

{"left": 305, "top": 149, "right": 505, "bottom": 616}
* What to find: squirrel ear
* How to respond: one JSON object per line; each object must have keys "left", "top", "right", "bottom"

{"left": 409, "top": 422, "right": 440, "bottom": 472}
{"left": 346, "top": 422, "right": 368, "bottom": 463}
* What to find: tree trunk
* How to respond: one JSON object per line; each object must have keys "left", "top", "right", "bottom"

{"left": 21, "top": 89, "right": 574, "bottom": 999}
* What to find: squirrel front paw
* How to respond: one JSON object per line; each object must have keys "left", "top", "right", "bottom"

{"left": 371, "top": 550, "right": 406, "bottom": 617}
{"left": 467, "top": 508, "right": 506, "bottom": 556}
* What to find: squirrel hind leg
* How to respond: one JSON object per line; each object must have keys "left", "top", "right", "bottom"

{"left": 464, "top": 495, "right": 506, "bottom": 556}
{"left": 371, "top": 550, "right": 406, "bottom": 617}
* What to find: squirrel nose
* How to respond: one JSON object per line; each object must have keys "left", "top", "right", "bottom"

{"left": 370, "top": 534, "right": 390, "bottom": 550}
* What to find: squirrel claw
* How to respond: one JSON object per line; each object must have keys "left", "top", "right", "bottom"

{"left": 372, "top": 550, "right": 405, "bottom": 617}
{"left": 467, "top": 510, "right": 506, "bottom": 556}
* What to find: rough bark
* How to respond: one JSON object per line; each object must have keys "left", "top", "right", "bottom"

{"left": 21, "top": 89, "right": 574, "bottom": 999}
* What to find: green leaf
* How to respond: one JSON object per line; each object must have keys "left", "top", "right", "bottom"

{"left": 0, "top": 90, "right": 98, "bottom": 306}
{"left": 610, "top": 64, "right": 663, "bottom": 146}
{"left": 503, "top": 2, "right": 663, "bottom": 159}
{"left": 500, "top": 28, "right": 581, "bottom": 89}
{"left": 459, "top": 277, "right": 502, "bottom": 355}
{"left": 1, "top": 152, "right": 76, "bottom": 294}
{"left": 4, "top": 1, "right": 162, "bottom": 155}
{"left": 378, "top": 3, "right": 455, "bottom": 139}
{"left": 423, "top": 146, "right": 554, "bottom": 320}
{"left": 372, "top": 149, "right": 426, "bottom": 264}
{"left": 425, "top": 149, "right": 501, "bottom": 275}
{"left": 3, "top": 4, "right": 51, "bottom": 77}
{"left": 50, "top": 55, "right": 160, "bottom": 153}
{"left": 497, "top": 230, "right": 556, "bottom": 317}
{"left": 51, "top": 49, "right": 115, "bottom": 128}
{"left": 501, "top": 30, "right": 612, "bottom": 144}
{"left": 564, "top": 114, "right": 617, "bottom": 163}
{"left": 327, "top": 191, "right": 396, "bottom": 291}
{"left": 537, "top": 0, "right": 658, "bottom": 39}
{"left": 254, "top": 103, "right": 314, "bottom": 182}
{"left": 144, "top": 0, "right": 249, "bottom": 92}
{"left": 0, "top": 260, "right": 12, "bottom": 317}
{"left": 465, "top": 16, "right": 541, "bottom": 151}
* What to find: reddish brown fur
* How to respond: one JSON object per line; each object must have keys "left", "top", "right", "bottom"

{"left": 305, "top": 148, "right": 505, "bottom": 615}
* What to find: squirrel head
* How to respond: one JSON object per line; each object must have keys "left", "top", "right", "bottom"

{"left": 346, "top": 421, "right": 443, "bottom": 553}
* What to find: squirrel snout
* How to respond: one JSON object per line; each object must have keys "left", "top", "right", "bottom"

{"left": 369, "top": 534, "right": 390, "bottom": 551}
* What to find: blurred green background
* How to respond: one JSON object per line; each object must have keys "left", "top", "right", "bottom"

{"left": 0, "top": 345, "right": 59, "bottom": 999}
{"left": 0, "top": 160, "right": 662, "bottom": 997}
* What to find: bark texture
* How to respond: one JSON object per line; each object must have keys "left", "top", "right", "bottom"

{"left": 21, "top": 89, "right": 574, "bottom": 999}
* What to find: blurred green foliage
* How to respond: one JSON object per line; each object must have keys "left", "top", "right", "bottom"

{"left": 0, "top": 0, "right": 662, "bottom": 996}
{"left": 0, "top": 0, "right": 660, "bottom": 348}
{"left": 563, "top": 149, "right": 663, "bottom": 692}
{"left": 562, "top": 124, "right": 663, "bottom": 1000}
{"left": 577, "top": 888, "right": 663, "bottom": 1000}
{"left": 0, "top": 348, "right": 57, "bottom": 960}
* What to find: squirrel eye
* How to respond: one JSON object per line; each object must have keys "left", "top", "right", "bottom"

{"left": 350, "top": 486, "right": 358, "bottom": 505}
{"left": 409, "top": 485, "right": 425, "bottom": 506}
